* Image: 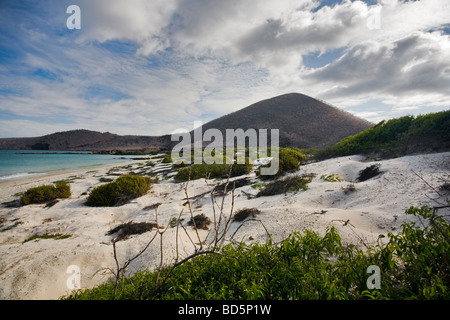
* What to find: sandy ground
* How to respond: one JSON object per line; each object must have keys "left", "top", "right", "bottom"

{"left": 0, "top": 152, "right": 449, "bottom": 299}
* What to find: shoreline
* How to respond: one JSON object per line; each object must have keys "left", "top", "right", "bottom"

{"left": 0, "top": 151, "right": 448, "bottom": 299}
{"left": 0, "top": 149, "right": 152, "bottom": 187}
{"left": 0, "top": 158, "right": 150, "bottom": 191}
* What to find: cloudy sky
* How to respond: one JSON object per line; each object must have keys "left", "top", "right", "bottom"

{"left": 0, "top": 0, "right": 449, "bottom": 138}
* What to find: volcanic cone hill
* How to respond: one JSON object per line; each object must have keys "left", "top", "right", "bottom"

{"left": 196, "top": 93, "right": 373, "bottom": 149}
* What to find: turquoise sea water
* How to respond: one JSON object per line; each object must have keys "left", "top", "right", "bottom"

{"left": 0, "top": 150, "right": 138, "bottom": 181}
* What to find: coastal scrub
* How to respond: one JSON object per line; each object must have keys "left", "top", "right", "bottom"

{"left": 21, "top": 182, "right": 71, "bottom": 205}
{"left": 85, "top": 174, "right": 152, "bottom": 207}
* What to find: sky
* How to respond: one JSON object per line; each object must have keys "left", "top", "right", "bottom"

{"left": 0, "top": 0, "right": 449, "bottom": 138}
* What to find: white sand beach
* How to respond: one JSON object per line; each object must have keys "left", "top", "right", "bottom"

{"left": 0, "top": 152, "right": 449, "bottom": 299}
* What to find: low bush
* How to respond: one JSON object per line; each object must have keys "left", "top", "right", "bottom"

{"left": 161, "top": 155, "right": 172, "bottom": 163}
{"left": 187, "top": 214, "right": 211, "bottom": 230}
{"left": 174, "top": 160, "right": 253, "bottom": 182}
{"left": 21, "top": 182, "right": 71, "bottom": 205}
{"left": 357, "top": 164, "right": 381, "bottom": 182}
{"left": 250, "top": 182, "right": 265, "bottom": 190}
{"left": 257, "top": 175, "right": 313, "bottom": 197}
{"left": 85, "top": 175, "right": 152, "bottom": 207}
{"left": 107, "top": 221, "right": 157, "bottom": 241}
{"left": 233, "top": 208, "right": 261, "bottom": 222}
{"left": 23, "top": 233, "right": 72, "bottom": 244}
{"left": 278, "top": 148, "right": 307, "bottom": 173}
{"left": 213, "top": 178, "right": 252, "bottom": 196}
{"left": 257, "top": 147, "right": 307, "bottom": 179}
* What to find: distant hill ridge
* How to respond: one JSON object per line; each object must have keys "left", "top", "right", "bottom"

{"left": 0, "top": 129, "right": 169, "bottom": 151}
{"left": 0, "top": 93, "right": 372, "bottom": 151}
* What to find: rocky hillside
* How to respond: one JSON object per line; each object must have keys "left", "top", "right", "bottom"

{"left": 196, "top": 93, "right": 372, "bottom": 148}
{"left": 0, "top": 129, "right": 170, "bottom": 151}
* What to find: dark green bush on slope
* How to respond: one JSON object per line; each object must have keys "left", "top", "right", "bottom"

{"left": 85, "top": 175, "right": 152, "bottom": 207}
{"left": 356, "top": 164, "right": 381, "bottom": 182}
{"left": 64, "top": 205, "right": 450, "bottom": 300}
{"left": 320, "top": 110, "right": 450, "bottom": 159}
{"left": 277, "top": 148, "right": 307, "bottom": 174}
{"left": 21, "top": 182, "right": 71, "bottom": 205}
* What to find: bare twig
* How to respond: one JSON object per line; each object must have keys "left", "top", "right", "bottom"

{"left": 175, "top": 208, "right": 184, "bottom": 263}
{"left": 331, "top": 219, "right": 373, "bottom": 249}
{"left": 411, "top": 169, "right": 442, "bottom": 196}
{"left": 230, "top": 218, "right": 271, "bottom": 242}
{"left": 331, "top": 219, "right": 355, "bottom": 227}
{"left": 111, "top": 221, "right": 159, "bottom": 299}
{"left": 431, "top": 205, "right": 450, "bottom": 243}
{"left": 218, "top": 183, "right": 236, "bottom": 250}
{"left": 184, "top": 180, "right": 203, "bottom": 251}
{"left": 112, "top": 240, "right": 120, "bottom": 299}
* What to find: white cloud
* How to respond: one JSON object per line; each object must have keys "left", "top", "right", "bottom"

{"left": 304, "top": 31, "right": 450, "bottom": 107}
{"left": 1, "top": 0, "right": 449, "bottom": 137}
{"left": 76, "top": 0, "right": 177, "bottom": 54}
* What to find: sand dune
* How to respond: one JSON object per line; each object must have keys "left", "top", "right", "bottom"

{"left": 0, "top": 152, "right": 448, "bottom": 299}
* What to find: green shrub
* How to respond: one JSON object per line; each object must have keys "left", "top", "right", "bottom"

{"left": 187, "top": 214, "right": 211, "bottom": 230}
{"left": 320, "top": 174, "right": 342, "bottom": 182}
{"left": 250, "top": 182, "right": 265, "bottom": 190}
{"left": 256, "top": 175, "right": 313, "bottom": 197}
{"left": 278, "top": 148, "right": 307, "bottom": 173}
{"left": 371, "top": 206, "right": 450, "bottom": 299}
{"left": 174, "top": 164, "right": 211, "bottom": 181}
{"left": 21, "top": 182, "right": 71, "bottom": 205}
{"left": 64, "top": 205, "right": 450, "bottom": 300}
{"left": 257, "top": 148, "right": 307, "bottom": 178}
{"left": 319, "top": 110, "right": 450, "bottom": 159}
{"left": 161, "top": 155, "right": 172, "bottom": 163}
{"left": 54, "top": 181, "right": 71, "bottom": 198}
{"left": 174, "top": 159, "right": 253, "bottom": 182}
{"left": 85, "top": 175, "right": 152, "bottom": 207}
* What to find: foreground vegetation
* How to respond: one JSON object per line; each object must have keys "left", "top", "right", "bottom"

{"left": 65, "top": 205, "right": 449, "bottom": 300}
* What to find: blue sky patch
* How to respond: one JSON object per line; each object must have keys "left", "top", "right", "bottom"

{"left": 31, "top": 68, "right": 60, "bottom": 81}
{"left": 303, "top": 48, "right": 346, "bottom": 69}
